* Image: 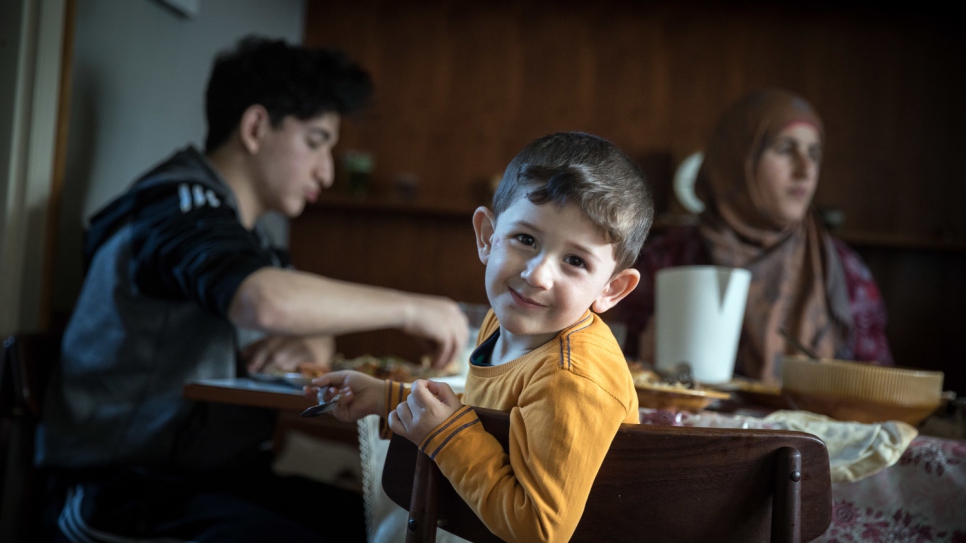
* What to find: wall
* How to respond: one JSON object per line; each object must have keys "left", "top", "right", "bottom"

{"left": 49, "top": 0, "right": 305, "bottom": 321}
{"left": 0, "top": 0, "right": 68, "bottom": 336}
{"left": 303, "top": 0, "right": 964, "bottom": 245}
{"left": 295, "top": 0, "right": 966, "bottom": 392}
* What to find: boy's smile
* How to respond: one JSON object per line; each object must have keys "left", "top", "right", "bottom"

{"left": 475, "top": 197, "right": 636, "bottom": 352}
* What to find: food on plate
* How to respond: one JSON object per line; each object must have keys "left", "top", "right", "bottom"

{"left": 296, "top": 363, "right": 328, "bottom": 379}
{"left": 335, "top": 354, "right": 443, "bottom": 381}
{"left": 260, "top": 353, "right": 454, "bottom": 384}
{"left": 627, "top": 362, "right": 730, "bottom": 412}
{"left": 632, "top": 368, "right": 692, "bottom": 391}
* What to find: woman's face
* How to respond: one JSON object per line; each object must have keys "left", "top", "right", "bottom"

{"left": 754, "top": 123, "right": 822, "bottom": 224}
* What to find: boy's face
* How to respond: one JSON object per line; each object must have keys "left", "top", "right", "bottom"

{"left": 252, "top": 112, "right": 340, "bottom": 218}
{"left": 473, "top": 197, "right": 639, "bottom": 341}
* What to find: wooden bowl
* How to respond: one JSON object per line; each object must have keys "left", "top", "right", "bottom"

{"left": 709, "top": 379, "right": 791, "bottom": 410}
{"left": 781, "top": 356, "right": 944, "bottom": 425}
{"left": 635, "top": 383, "right": 730, "bottom": 413}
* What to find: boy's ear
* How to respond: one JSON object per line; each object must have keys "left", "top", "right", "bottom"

{"left": 591, "top": 268, "right": 640, "bottom": 314}
{"left": 238, "top": 104, "right": 270, "bottom": 155}
{"left": 472, "top": 207, "right": 496, "bottom": 265}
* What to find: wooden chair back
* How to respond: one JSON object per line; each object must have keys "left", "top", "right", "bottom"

{"left": 383, "top": 407, "right": 832, "bottom": 543}
{"left": 0, "top": 332, "right": 62, "bottom": 543}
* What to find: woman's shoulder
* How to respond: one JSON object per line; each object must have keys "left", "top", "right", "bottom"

{"left": 826, "top": 236, "right": 894, "bottom": 365}
{"left": 827, "top": 235, "right": 888, "bottom": 321}
{"left": 828, "top": 236, "right": 876, "bottom": 283}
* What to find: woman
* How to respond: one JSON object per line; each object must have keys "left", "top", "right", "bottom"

{"left": 619, "top": 89, "right": 893, "bottom": 384}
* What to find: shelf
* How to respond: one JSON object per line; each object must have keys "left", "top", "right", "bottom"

{"left": 304, "top": 193, "right": 478, "bottom": 219}
{"left": 301, "top": 202, "right": 966, "bottom": 253}
{"left": 835, "top": 231, "right": 966, "bottom": 253}
{"left": 651, "top": 213, "right": 966, "bottom": 253}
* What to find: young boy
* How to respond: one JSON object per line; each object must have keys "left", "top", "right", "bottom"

{"left": 310, "top": 132, "right": 653, "bottom": 542}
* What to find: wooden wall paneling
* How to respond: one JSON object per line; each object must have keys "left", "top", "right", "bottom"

{"left": 304, "top": 0, "right": 965, "bottom": 246}
{"left": 805, "top": 13, "right": 965, "bottom": 242}
{"left": 857, "top": 247, "right": 966, "bottom": 395}
{"left": 290, "top": 206, "right": 484, "bottom": 361}
{"left": 299, "top": 0, "right": 965, "bottom": 382}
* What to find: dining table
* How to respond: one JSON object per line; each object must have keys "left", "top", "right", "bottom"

{"left": 184, "top": 376, "right": 966, "bottom": 543}
{"left": 637, "top": 407, "right": 966, "bottom": 543}
{"left": 183, "top": 376, "right": 361, "bottom": 447}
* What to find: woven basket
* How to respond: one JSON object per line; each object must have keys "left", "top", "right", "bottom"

{"left": 781, "top": 356, "right": 944, "bottom": 425}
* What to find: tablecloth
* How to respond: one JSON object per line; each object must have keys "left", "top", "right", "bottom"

{"left": 360, "top": 405, "right": 966, "bottom": 542}
{"left": 640, "top": 408, "right": 966, "bottom": 542}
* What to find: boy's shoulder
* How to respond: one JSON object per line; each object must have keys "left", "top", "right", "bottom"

{"left": 481, "top": 310, "right": 631, "bottom": 387}
{"left": 547, "top": 312, "right": 636, "bottom": 410}
{"left": 553, "top": 312, "right": 624, "bottom": 371}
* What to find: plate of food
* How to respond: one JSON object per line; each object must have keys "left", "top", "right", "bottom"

{"left": 249, "top": 368, "right": 315, "bottom": 388}
{"left": 253, "top": 354, "right": 454, "bottom": 388}
{"left": 330, "top": 354, "right": 453, "bottom": 382}
{"left": 631, "top": 368, "right": 730, "bottom": 413}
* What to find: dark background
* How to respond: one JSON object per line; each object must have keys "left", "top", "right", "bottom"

{"left": 292, "top": 0, "right": 966, "bottom": 393}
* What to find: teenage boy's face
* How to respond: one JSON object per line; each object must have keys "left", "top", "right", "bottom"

{"left": 474, "top": 197, "right": 638, "bottom": 342}
{"left": 254, "top": 112, "right": 340, "bottom": 217}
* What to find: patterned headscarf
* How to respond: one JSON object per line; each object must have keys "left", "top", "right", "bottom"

{"left": 694, "top": 89, "right": 853, "bottom": 383}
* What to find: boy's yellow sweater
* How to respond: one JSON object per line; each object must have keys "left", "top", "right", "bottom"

{"left": 382, "top": 309, "right": 639, "bottom": 543}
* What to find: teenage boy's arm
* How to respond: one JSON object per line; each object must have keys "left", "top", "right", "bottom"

{"left": 128, "top": 184, "right": 466, "bottom": 368}
{"left": 229, "top": 268, "right": 468, "bottom": 368}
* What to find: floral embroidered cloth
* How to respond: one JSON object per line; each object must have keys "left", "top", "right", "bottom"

{"left": 640, "top": 408, "right": 966, "bottom": 542}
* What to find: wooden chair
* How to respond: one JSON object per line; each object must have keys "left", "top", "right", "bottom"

{"left": 383, "top": 407, "right": 832, "bottom": 543}
{"left": 0, "top": 332, "right": 62, "bottom": 543}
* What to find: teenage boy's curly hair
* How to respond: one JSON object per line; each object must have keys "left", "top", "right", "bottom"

{"left": 204, "top": 36, "right": 373, "bottom": 151}
{"left": 492, "top": 132, "right": 653, "bottom": 271}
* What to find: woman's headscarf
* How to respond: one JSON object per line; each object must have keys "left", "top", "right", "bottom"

{"left": 694, "top": 89, "right": 853, "bottom": 383}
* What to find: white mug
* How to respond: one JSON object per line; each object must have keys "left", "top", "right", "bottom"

{"left": 655, "top": 266, "right": 751, "bottom": 384}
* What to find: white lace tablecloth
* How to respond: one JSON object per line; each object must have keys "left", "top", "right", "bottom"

{"left": 359, "top": 399, "right": 966, "bottom": 542}
{"left": 640, "top": 408, "right": 966, "bottom": 542}
{"left": 359, "top": 376, "right": 469, "bottom": 543}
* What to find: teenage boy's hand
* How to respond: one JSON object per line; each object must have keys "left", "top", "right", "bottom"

{"left": 403, "top": 295, "right": 469, "bottom": 370}
{"left": 305, "top": 370, "right": 385, "bottom": 422}
{"left": 388, "top": 379, "right": 461, "bottom": 445}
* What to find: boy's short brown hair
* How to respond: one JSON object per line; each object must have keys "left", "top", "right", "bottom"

{"left": 492, "top": 132, "right": 653, "bottom": 271}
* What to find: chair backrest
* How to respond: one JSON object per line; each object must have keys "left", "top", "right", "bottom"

{"left": 383, "top": 407, "right": 832, "bottom": 543}
{"left": 0, "top": 332, "right": 62, "bottom": 543}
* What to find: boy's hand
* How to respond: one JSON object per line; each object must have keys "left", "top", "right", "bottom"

{"left": 388, "top": 379, "right": 461, "bottom": 445}
{"left": 402, "top": 295, "right": 469, "bottom": 369}
{"left": 305, "top": 370, "right": 385, "bottom": 422}
{"left": 243, "top": 334, "right": 334, "bottom": 374}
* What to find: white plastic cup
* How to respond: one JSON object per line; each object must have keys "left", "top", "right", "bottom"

{"left": 655, "top": 266, "right": 751, "bottom": 384}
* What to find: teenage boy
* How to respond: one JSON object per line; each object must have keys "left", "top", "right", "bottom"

{"left": 36, "top": 36, "right": 467, "bottom": 543}
{"left": 310, "top": 132, "right": 653, "bottom": 542}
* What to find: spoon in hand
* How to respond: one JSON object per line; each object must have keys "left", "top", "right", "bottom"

{"left": 300, "top": 389, "right": 342, "bottom": 417}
